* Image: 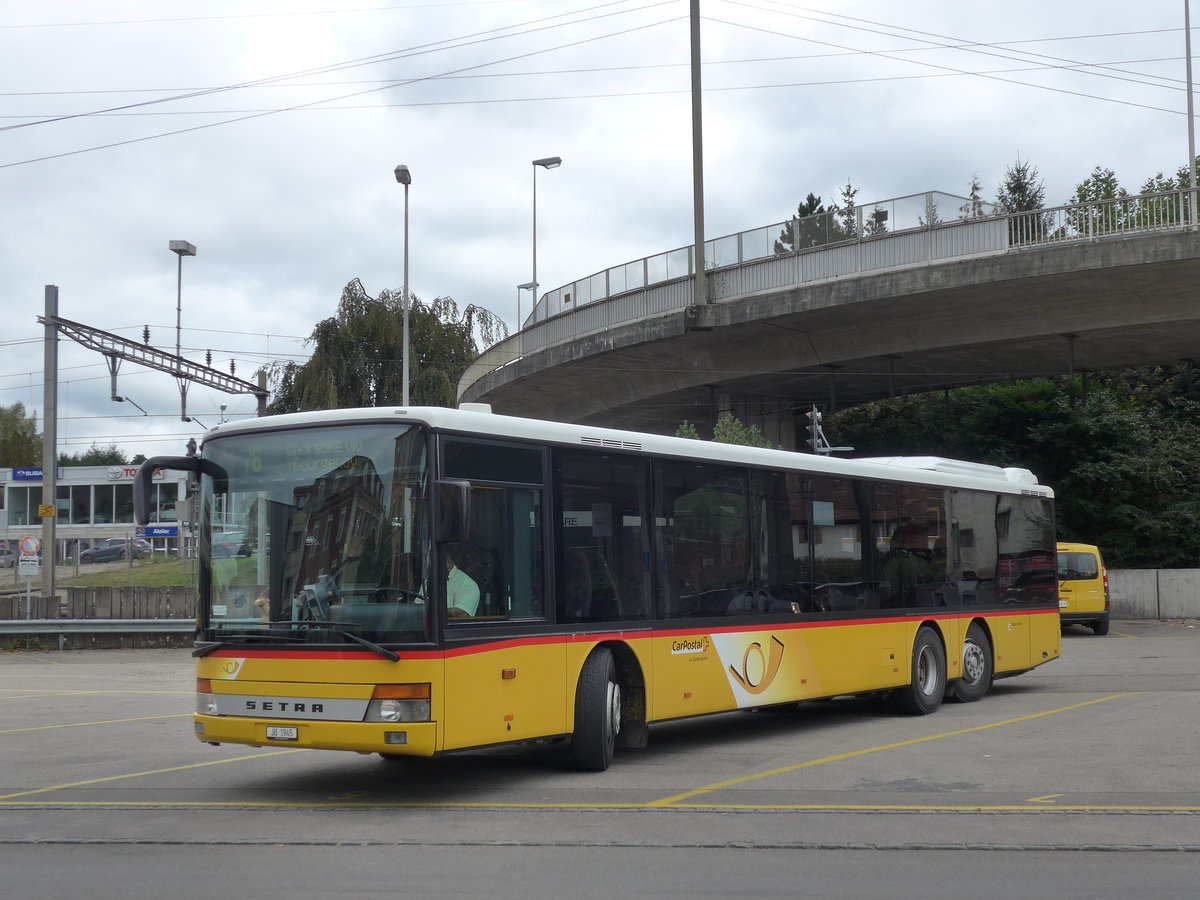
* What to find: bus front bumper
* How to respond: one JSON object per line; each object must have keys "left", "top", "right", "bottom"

{"left": 193, "top": 714, "right": 439, "bottom": 756}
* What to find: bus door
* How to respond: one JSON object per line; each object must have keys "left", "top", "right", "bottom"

{"left": 439, "top": 438, "right": 564, "bottom": 750}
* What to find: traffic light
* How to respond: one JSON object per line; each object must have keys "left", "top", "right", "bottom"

{"left": 805, "top": 406, "right": 823, "bottom": 452}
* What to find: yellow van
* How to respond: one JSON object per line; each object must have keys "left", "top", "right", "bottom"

{"left": 1056, "top": 542, "right": 1110, "bottom": 635}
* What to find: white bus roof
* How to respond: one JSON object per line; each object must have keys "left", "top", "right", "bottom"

{"left": 202, "top": 406, "right": 1053, "bottom": 498}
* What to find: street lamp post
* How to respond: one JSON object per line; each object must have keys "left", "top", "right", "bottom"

{"left": 531, "top": 156, "right": 561, "bottom": 308}
{"left": 169, "top": 241, "right": 196, "bottom": 370}
{"left": 169, "top": 240, "right": 196, "bottom": 421}
{"left": 517, "top": 281, "right": 536, "bottom": 329}
{"left": 394, "top": 164, "right": 412, "bottom": 406}
{"left": 517, "top": 281, "right": 536, "bottom": 359}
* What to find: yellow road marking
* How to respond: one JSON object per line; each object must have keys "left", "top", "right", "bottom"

{"left": 0, "top": 692, "right": 1167, "bottom": 813}
{"left": 0, "top": 749, "right": 307, "bottom": 801}
{"left": 0, "top": 655, "right": 65, "bottom": 665}
{"left": 0, "top": 714, "right": 193, "bottom": 735}
{"left": 647, "top": 693, "right": 1141, "bottom": 807}
{"left": 1028, "top": 794, "right": 1063, "bottom": 803}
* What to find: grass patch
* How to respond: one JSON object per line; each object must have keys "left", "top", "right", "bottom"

{"left": 58, "top": 556, "right": 195, "bottom": 589}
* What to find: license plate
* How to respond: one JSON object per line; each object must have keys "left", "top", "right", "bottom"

{"left": 266, "top": 726, "right": 299, "bottom": 741}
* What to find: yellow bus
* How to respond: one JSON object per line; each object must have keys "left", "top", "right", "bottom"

{"left": 136, "top": 406, "right": 1060, "bottom": 771}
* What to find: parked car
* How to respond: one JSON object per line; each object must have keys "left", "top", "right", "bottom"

{"left": 1057, "top": 542, "right": 1110, "bottom": 635}
{"left": 211, "top": 531, "right": 253, "bottom": 558}
{"left": 79, "top": 538, "right": 151, "bottom": 564}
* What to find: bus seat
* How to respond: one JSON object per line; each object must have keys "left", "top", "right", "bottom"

{"left": 565, "top": 547, "right": 621, "bottom": 621}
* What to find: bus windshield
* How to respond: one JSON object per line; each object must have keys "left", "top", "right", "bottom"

{"left": 199, "top": 423, "right": 432, "bottom": 646}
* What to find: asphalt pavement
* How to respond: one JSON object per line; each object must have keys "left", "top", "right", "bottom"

{"left": 1, "top": 619, "right": 1197, "bottom": 898}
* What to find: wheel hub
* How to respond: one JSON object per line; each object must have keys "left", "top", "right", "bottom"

{"left": 962, "top": 642, "right": 985, "bottom": 683}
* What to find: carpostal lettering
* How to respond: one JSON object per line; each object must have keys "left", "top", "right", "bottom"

{"left": 244, "top": 700, "right": 324, "bottom": 714}
{"left": 671, "top": 636, "right": 711, "bottom": 655}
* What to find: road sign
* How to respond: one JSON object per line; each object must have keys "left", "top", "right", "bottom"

{"left": 18, "top": 535, "right": 41, "bottom": 576}
{"left": 138, "top": 526, "right": 178, "bottom": 538}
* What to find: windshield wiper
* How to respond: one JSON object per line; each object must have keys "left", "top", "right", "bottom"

{"left": 193, "top": 625, "right": 399, "bottom": 662}
{"left": 338, "top": 629, "right": 400, "bottom": 662}
{"left": 192, "top": 634, "right": 305, "bottom": 658}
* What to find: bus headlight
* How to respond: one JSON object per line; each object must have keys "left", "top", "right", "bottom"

{"left": 368, "top": 698, "right": 430, "bottom": 723}
{"left": 366, "top": 684, "right": 430, "bottom": 723}
{"left": 196, "top": 678, "right": 218, "bottom": 716}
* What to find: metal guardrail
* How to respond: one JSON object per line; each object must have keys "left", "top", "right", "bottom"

{"left": 0, "top": 619, "right": 194, "bottom": 634}
{"left": 458, "top": 187, "right": 1200, "bottom": 401}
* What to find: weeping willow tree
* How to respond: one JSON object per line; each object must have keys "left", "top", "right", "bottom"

{"left": 268, "top": 278, "right": 508, "bottom": 413}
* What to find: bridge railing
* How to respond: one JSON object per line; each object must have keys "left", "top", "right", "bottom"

{"left": 1006, "top": 189, "right": 1195, "bottom": 246}
{"left": 524, "top": 190, "right": 986, "bottom": 328}
{"left": 460, "top": 188, "right": 1198, "bottom": 401}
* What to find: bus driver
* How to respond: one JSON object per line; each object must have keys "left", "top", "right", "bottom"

{"left": 446, "top": 553, "right": 480, "bottom": 618}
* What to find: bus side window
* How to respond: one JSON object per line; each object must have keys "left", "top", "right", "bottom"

{"left": 555, "top": 449, "right": 650, "bottom": 623}
{"left": 653, "top": 459, "right": 753, "bottom": 618}
{"left": 451, "top": 485, "right": 544, "bottom": 620}
{"left": 440, "top": 437, "right": 546, "bottom": 622}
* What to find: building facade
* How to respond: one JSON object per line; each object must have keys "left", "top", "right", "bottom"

{"left": 0, "top": 465, "right": 190, "bottom": 560}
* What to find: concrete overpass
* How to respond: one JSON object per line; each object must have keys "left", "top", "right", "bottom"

{"left": 459, "top": 189, "right": 1200, "bottom": 448}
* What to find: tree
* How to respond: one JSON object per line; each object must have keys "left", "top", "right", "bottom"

{"left": 863, "top": 205, "right": 890, "bottom": 236}
{"left": 0, "top": 402, "right": 40, "bottom": 467}
{"left": 268, "top": 278, "right": 508, "bottom": 413}
{"left": 59, "top": 443, "right": 127, "bottom": 466}
{"left": 1066, "top": 165, "right": 1129, "bottom": 236}
{"left": 675, "top": 414, "right": 772, "bottom": 448}
{"left": 1137, "top": 155, "right": 1200, "bottom": 225}
{"left": 996, "top": 157, "right": 1050, "bottom": 244}
{"left": 712, "top": 414, "right": 772, "bottom": 448}
{"left": 773, "top": 193, "right": 836, "bottom": 254}
{"left": 959, "top": 174, "right": 988, "bottom": 220}
{"left": 826, "top": 370, "right": 1200, "bottom": 569}
{"left": 831, "top": 179, "right": 860, "bottom": 240}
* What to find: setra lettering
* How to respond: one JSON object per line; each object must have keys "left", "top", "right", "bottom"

{"left": 243, "top": 700, "right": 325, "bottom": 713}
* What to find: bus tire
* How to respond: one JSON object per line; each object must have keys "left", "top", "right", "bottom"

{"left": 894, "top": 627, "right": 946, "bottom": 716}
{"left": 572, "top": 647, "right": 621, "bottom": 771}
{"left": 949, "top": 622, "right": 992, "bottom": 703}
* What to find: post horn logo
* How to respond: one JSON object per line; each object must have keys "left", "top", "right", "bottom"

{"left": 728, "top": 635, "right": 785, "bottom": 695}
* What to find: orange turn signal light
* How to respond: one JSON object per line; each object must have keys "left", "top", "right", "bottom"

{"left": 372, "top": 683, "right": 431, "bottom": 700}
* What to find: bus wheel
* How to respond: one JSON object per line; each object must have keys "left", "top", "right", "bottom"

{"left": 894, "top": 627, "right": 946, "bottom": 715}
{"left": 949, "top": 623, "right": 992, "bottom": 703}
{"left": 572, "top": 648, "right": 621, "bottom": 771}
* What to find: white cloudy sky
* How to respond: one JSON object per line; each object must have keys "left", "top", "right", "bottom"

{"left": 1, "top": 0, "right": 1192, "bottom": 459}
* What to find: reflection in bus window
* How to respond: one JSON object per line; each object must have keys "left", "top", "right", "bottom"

{"left": 654, "top": 461, "right": 752, "bottom": 618}
{"left": 557, "top": 450, "right": 649, "bottom": 623}
{"left": 753, "top": 472, "right": 815, "bottom": 614}
{"left": 997, "top": 495, "right": 1056, "bottom": 605}
{"left": 202, "top": 424, "right": 433, "bottom": 644}
{"left": 808, "top": 477, "right": 871, "bottom": 611}
{"left": 873, "top": 483, "right": 948, "bottom": 609}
